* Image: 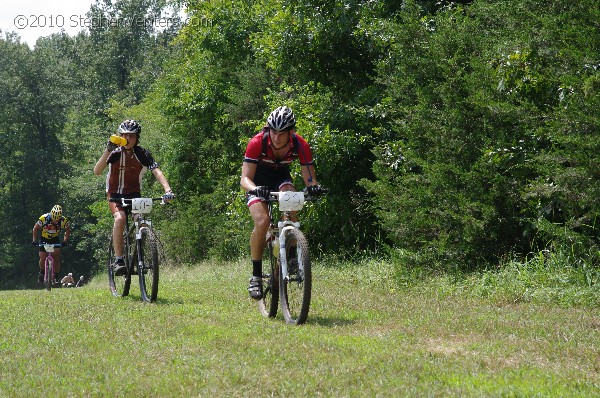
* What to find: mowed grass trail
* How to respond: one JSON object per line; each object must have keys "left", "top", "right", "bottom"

{"left": 0, "top": 259, "right": 598, "bottom": 397}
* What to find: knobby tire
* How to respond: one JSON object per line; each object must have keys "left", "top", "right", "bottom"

{"left": 258, "top": 240, "right": 279, "bottom": 318}
{"left": 135, "top": 228, "right": 159, "bottom": 303}
{"left": 279, "top": 228, "right": 312, "bottom": 325}
{"left": 107, "top": 230, "right": 132, "bottom": 297}
{"left": 45, "top": 256, "right": 53, "bottom": 291}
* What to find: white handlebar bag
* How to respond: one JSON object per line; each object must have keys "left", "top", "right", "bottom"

{"left": 278, "top": 191, "right": 305, "bottom": 211}
{"left": 131, "top": 198, "right": 153, "bottom": 214}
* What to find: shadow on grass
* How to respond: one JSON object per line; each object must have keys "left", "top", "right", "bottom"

{"left": 304, "top": 315, "right": 356, "bottom": 327}
{"left": 0, "top": 278, "right": 49, "bottom": 291}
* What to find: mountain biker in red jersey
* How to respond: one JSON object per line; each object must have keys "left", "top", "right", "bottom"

{"left": 93, "top": 120, "right": 175, "bottom": 276}
{"left": 32, "top": 204, "right": 71, "bottom": 283}
{"left": 240, "top": 106, "right": 325, "bottom": 299}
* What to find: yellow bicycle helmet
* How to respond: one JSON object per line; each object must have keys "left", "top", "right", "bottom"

{"left": 51, "top": 205, "right": 62, "bottom": 221}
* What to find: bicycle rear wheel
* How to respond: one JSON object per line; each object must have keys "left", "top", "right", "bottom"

{"left": 135, "top": 228, "right": 159, "bottom": 303}
{"left": 279, "top": 228, "right": 312, "bottom": 325}
{"left": 45, "top": 256, "right": 53, "bottom": 291}
{"left": 258, "top": 240, "right": 279, "bottom": 318}
{"left": 107, "top": 233, "right": 131, "bottom": 297}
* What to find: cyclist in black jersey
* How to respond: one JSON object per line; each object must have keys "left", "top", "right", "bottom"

{"left": 94, "top": 120, "right": 175, "bottom": 276}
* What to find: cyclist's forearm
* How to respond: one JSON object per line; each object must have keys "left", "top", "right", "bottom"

{"left": 240, "top": 162, "right": 257, "bottom": 192}
{"left": 240, "top": 177, "right": 257, "bottom": 192}
{"left": 93, "top": 151, "right": 110, "bottom": 175}
{"left": 32, "top": 224, "right": 40, "bottom": 242}
{"left": 152, "top": 168, "right": 171, "bottom": 193}
{"left": 301, "top": 165, "right": 318, "bottom": 187}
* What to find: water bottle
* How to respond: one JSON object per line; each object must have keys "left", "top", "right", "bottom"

{"left": 272, "top": 238, "right": 280, "bottom": 257}
{"left": 109, "top": 134, "right": 128, "bottom": 146}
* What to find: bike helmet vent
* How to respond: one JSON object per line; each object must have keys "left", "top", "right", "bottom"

{"left": 51, "top": 205, "right": 62, "bottom": 221}
{"left": 117, "top": 120, "right": 141, "bottom": 135}
{"left": 267, "top": 106, "right": 296, "bottom": 131}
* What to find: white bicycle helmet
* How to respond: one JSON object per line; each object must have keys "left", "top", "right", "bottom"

{"left": 267, "top": 106, "right": 296, "bottom": 131}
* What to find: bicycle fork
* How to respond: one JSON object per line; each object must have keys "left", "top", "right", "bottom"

{"left": 135, "top": 219, "right": 151, "bottom": 271}
{"left": 278, "top": 221, "right": 300, "bottom": 282}
{"left": 45, "top": 256, "right": 54, "bottom": 284}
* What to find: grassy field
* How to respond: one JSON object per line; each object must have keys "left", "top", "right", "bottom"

{"left": 0, "top": 259, "right": 598, "bottom": 397}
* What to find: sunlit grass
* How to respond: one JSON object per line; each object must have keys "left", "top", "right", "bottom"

{"left": 0, "top": 259, "right": 598, "bottom": 397}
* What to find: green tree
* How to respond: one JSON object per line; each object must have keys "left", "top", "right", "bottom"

{"left": 363, "top": 0, "right": 600, "bottom": 270}
{"left": 0, "top": 33, "right": 83, "bottom": 282}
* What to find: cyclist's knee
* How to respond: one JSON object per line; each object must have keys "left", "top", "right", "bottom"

{"left": 254, "top": 216, "right": 270, "bottom": 231}
{"left": 113, "top": 210, "right": 126, "bottom": 222}
{"left": 113, "top": 215, "right": 126, "bottom": 229}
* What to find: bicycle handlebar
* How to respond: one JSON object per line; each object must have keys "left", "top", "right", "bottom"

{"left": 37, "top": 243, "right": 63, "bottom": 248}
{"left": 108, "top": 197, "right": 166, "bottom": 205}
{"left": 248, "top": 188, "right": 329, "bottom": 202}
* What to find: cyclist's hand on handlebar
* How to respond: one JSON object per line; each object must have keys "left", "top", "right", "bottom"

{"left": 32, "top": 241, "right": 38, "bottom": 246}
{"left": 254, "top": 186, "right": 271, "bottom": 200}
{"left": 61, "top": 241, "right": 69, "bottom": 247}
{"left": 162, "top": 190, "right": 175, "bottom": 202}
{"left": 307, "top": 184, "right": 326, "bottom": 196}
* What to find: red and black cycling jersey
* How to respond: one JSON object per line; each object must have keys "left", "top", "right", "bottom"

{"left": 104, "top": 146, "right": 158, "bottom": 194}
{"left": 243, "top": 130, "right": 314, "bottom": 169}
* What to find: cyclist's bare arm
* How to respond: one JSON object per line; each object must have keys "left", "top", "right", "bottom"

{"left": 301, "top": 164, "right": 318, "bottom": 188}
{"left": 63, "top": 224, "right": 71, "bottom": 242}
{"left": 32, "top": 222, "right": 41, "bottom": 242}
{"left": 240, "top": 162, "right": 258, "bottom": 192}
{"left": 93, "top": 150, "right": 110, "bottom": 175}
{"left": 151, "top": 167, "right": 172, "bottom": 194}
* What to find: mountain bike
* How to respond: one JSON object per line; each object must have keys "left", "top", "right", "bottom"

{"left": 107, "top": 197, "right": 165, "bottom": 303}
{"left": 39, "top": 243, "right": 62, "bottom": 291}
{"left": 252, "top": 189, "right": 326, "bottom": 325}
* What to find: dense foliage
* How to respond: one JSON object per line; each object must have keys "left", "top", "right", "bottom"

{"left": 1, "top": 0, "right": 598, "bottom": 284}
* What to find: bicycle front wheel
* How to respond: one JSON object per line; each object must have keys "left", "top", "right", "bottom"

{"left": 258, "top": 240, "right": 279, "bottom": 318}
{"left": 279, "top": 228, "right": 312, "bottom": 325}
{"left": 135, "top": 228, "right": 159, "bottom": 303}
{"left": 108, "top": 234, "right": 131, "bottom": 297}
{"left": 45, "top": 256, "right": 53, "bottom": 291}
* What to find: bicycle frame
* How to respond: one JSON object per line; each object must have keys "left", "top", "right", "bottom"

{"left": 259, "top": 190, "right": 321, "bottom": 324}
{"left": 40, "top": 243, "right": 61, "bottom": 291}
{"left": 269, "top": 191, "right": 305, "bottom": 276}
{"left": 275, "top": 211, "right": 301, "bottom": 284}
{"left": 108, "top": 197, "right": 163, "bottom": 302}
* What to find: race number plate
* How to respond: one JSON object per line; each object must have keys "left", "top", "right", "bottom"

{"left": 131, "top": 198, "right": 153, "bottom": 213}
{"left": 278, "top": 191, "right": 304, "bottom": 211}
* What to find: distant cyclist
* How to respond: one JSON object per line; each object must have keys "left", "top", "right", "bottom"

{"left": 240, "top": 106, "right": 325, "bottom": 299}
{"left": 32, "top": 205, "right": 71, "bottom": 284}
{"left": 93, "top": 119, "right": 175, "bottom": 276}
